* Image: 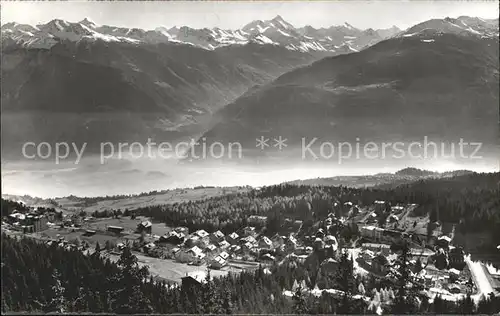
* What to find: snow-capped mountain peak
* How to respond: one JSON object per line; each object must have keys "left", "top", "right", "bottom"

{"left": 399, "top": 16, "right": 498, "bottom": 39}
{"left": 271, "top": 15, "right": 294, "bottom": 29}
{"left": 79, "top": 18, "right": 98, "bottom": 29}
{"left": 344, "top": 22, "right": 355, "bottom": 30}
{"left": 5, "top": 15, "right": 489, "bottom": 55}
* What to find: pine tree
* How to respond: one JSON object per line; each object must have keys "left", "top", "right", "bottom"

{"left": 390, "top": 241, "right": 421, "bottom": 314}
{"left": 292, "top": 285, "right": 308, "bottom": 314}
{"left": 222, "top": 287, "right": 233, "bottom": 314}
{"left": 202, "top": 269, "right": 219, "bottom": 313}
{"left": 44, "top": 269, "right": 68, "bottom": 313}
{"left": 335, "top": 251, "right": 355, "bottom": 313}
{"left": 459, "top": 294, "right": 475, "bottom": 314}
{"left": 112, "top": 247, "right": 153, "bottom": 314}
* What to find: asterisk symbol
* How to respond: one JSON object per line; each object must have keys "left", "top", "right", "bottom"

{"left": 273, "top": 136, "right": 287, "bottom": 150}
{"left": 256, "top": 136, "right": 270, "bottom": 150}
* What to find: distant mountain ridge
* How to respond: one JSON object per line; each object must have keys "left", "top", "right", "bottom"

{"left": 287, "top": 168, "right": 477, "bottom": 188}
{"left": 1, "top": 15, "right": 401, "bottom": 53}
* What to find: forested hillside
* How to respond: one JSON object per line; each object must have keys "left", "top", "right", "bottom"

{"left": 132, "top": 172, "right": 499, "bottom": 248}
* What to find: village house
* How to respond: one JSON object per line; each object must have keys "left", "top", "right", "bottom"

{"left": 116, "top": 242, "right": 126, "bottom": 251}
{"left": 210, "top": 256, "right": 227, "bottom": 269}
{"left": 210, "top": 230, "right": 225, "bottom": 244}
{"left": 205, "top": 244, "right": 217, "bottom": 253}
{"left": 174, "top": 227, "right": 189, "bottom": 234}
{"left": 8, "top": 212, "right": 49, "bottom": 232}
{"left": 227, "top": 232, "right": 240, "bottom": 245}
{"left": 107, "top": 225, "right": 125, "bottom": 234}
{"left": 219, "top": 251, "right": 230, "bottom": 260}
{"left": 160, "top": 231, "right": 185, "bottom": 244}
{"left": 362, "top": 226, "right": 377, "bottom": 239}
{"left": 137, "top": 220, "right": 152, "bottom": 234}
{"left": 372, "top": 254, "right": 391, "bottom": 276}
{"left": 194, "top": 229, "right": 209, "bottom": 240}
{"left": 218, "top": 240, "right": 230, "bottom": 249}
{"left": 241, "top": 226, "right": 257, "bottom": 237}
{"left": 181, "top": 271, "right": 211, "bottom": 290}
{"left": 143, "top": 242, "right": 156, "bottom": 253}
{"left": 362, "top": 243, "right": 391, "bottom": 255}
{"left": 241, "top": 235, "right": 257, "bottom": 244}
{"left": 436, "top": 235, "right": 452, "bottom": 249}
{"left": 271, "top": 234, "right": 285, "bottom": 247}
{"left": 184, "top": 235, "right": 200, "bottom": 248}
{"left": 242, "top": 241, "right": 254, "bottom": 251}
{"left": 83, "top": 229, "right": 96, "bottom": 237}
{"left": 187, "top": 245, "right": 204, "bottom": 258}
{"left": 258, "top": 236, "right": 272, "bottom": 249}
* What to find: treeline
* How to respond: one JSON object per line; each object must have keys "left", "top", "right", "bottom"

{"left": 1, "top": 199, "right": 30, "bottom": 217}
{"left": 0, "top": 198, "right": 57, "bottom": 218}
{"left": 132, "top": 173, "right": 499, "bottom": 244}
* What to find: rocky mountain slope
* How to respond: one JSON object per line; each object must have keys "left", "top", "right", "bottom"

{"left": 1, "top": 37, "right": 319, "bottom": 156}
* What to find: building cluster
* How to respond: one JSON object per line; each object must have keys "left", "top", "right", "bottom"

{"left": 3, "top": 207, "right": 55, "bottom": 233}
{"left": 161, "top": 225, "right": 305, "bottom": 269}
{"left": 351, "top": 200, "right": 472, "bottom": 298}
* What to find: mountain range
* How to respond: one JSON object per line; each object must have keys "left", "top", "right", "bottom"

{"left": 1, "top": 15, "right": 498, "bottom": 159}
{"left": 2, "top": 15, "right": 401, "bottom": 53}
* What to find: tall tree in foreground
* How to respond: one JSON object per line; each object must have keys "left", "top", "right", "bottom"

{"left": 112, "top": 247, "right": 153, "bottom": 314}
{"left": 336, "top": 251, "right": 356, "bottom": 313}
{"left": 390, "top": 241, "right": 422, "bottom": 314}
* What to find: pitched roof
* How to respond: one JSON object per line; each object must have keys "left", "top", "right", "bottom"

{"left": 260, "top": 236, "right": 272, "bottom": 245}
{"left": 188, "top": 246, "right": 203, "bottom": 255}
{"left": 212, "top": 230, "right": 225, "bottom": 238}
{"left": 195, "top": 230, "right": 209, "bottom": 238}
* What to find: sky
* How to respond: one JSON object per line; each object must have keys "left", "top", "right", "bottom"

{"left": 1, "top": 0, "right": 498, "bottom": 31}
